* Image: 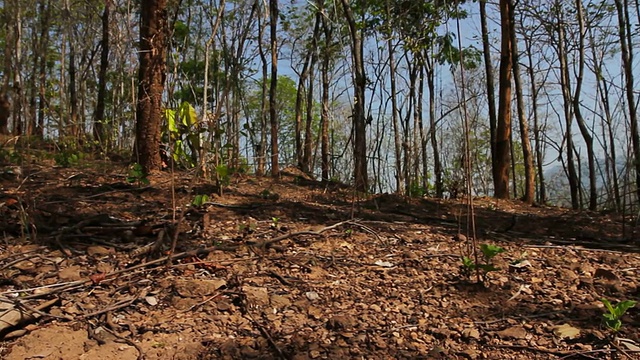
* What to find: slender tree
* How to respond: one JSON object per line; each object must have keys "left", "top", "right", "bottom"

{"left": 495, "top": 0, "right": 513, "bottom": 199}
{"left": 510, "top": 2, "right": 535, "bottom": 204}
{"left": 613, "top": 0, "right": 640, "bottom": 201}
{"left": 340, "top": 0, "right": 368, "bottom": 191}
{"left": 269, "top": 0, "right": 279, "bottom": 176}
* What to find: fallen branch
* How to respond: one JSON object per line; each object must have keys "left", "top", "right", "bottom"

{"left": 249, "top": 219, "right": 363, "bottom": 248}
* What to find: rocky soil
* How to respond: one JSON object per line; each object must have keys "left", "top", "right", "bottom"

{"left": 0, "top": 163, "right": 639, "bottom": 359}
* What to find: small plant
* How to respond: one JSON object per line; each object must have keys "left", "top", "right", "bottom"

{"left": 461, "top": 244, "right": 506, "bottom": 282}
{"left": 127, "top": 163, "right": 150, "bottom": 186}
{"left": 600, "top": 298, "right": 636, "bottom": 332}
{"left": 192, "top": 194, "right": 210, "bottom": 206}
{"left": 54, "top": 150, "right": 82, "bottom": 167}
{"left": 271, "top": 217, "right": 280, "bottom": 228}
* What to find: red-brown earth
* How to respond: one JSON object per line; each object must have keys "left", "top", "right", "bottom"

{"left": 0, "top": 162, "right": 639, "bottom": 359}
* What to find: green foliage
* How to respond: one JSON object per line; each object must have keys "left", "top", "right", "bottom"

{"left": 54, "top": 150, "right": 83, "bottom": 167}
{"left": 408, "top": 180, "right": 427, "bottom": 198}
{"left": 127, "top": 163, "right": 150, "bottom": 186}
{"left": 164, "top": 101, "right": 201, "bottom": 168}
{"left": 461, "top": 244, "right": 506, "bottom": 282}
{"left": 192, "top": 194, "right": 210, "bottom": 207}
{"left": 600, "top": 298, "right": 636, "bottom": 332}
{"left": 0, "top": 149, "right": 23, "bottom": 164}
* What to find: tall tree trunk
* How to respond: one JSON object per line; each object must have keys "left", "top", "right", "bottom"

{"left": 269, "top": 0, "right": 279, "bottom": 176}
{"left": 36, "top": 0, "right": 51, "bottom": 138}
{"left": 93, "top": 0, "right": 110, "bottom": 146}
{"left": 10, "top": 0, "right": 23, "bottom": 136}
{"left": 294, "top": 52, "right": 311, "bottom": 169}
{"left": 386, "top": 0, "right": 403, "bottom": 194}
{"left": 572, "top": 0, "right": 597, "bottom": 210}
{"left": 523, "top": 35, "right": 545, "bottom": 204}
{"left": 588, "top": 23, "right": 620, "bottom": 210}
{"left": 256, "top": 0, "right": 268, "bottom": 176}
{"left": 510, "top": 5, "right": 535, "bottom": 204}
{"left": 340, "top": 0, "right": 368, "bottom": 191}
{"left": 68, "top": 39, "right": 79, "bottom": 139}
{"left": 425, "top": 54, "right": 443, "bottom": 197}
{"left": 480, "top": 0, "right": 499, "bottom": 196}
{"left": 135, "top": 0, "right": 167, "bottom": 172}
{"left": 556, "top": 5, "right": 580, "bottom": 209}
{"left": 614, "top": 0, "right": 640, "bottom": 202}
{"left": 302, "top": 12, "right": 321, "bottom": 173}
{"left": 495, "top": 0, "right": 513, "bottom": 199}
{"left": 320, "top": 1, "right": 331, "bottom": 182}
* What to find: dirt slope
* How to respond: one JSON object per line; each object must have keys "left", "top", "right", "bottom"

{"left": 0, "top": 165, "right": 639, "bottom": 359}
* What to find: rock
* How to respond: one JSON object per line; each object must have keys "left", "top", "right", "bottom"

{"left": 326, "top": 315, "right": 355, "bottom": 330}
{"left": 497, "top": 326, "right": 528, "bottom": 340}
{"left": 462, "top": 327, "right": 481, "bottom": 340}
{"left": 174, "top": 279, "right": 227, "bottom": 298}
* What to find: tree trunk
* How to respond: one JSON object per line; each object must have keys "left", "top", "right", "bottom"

{"left": 135, "top": 0, "right": 167, "bottom": 173}
{"left": 425, "top": 54, "right": 443, "bottom": 198}
{"left": 320, "top": 1, "right": 331, "bottom": 182}
{"left": 294, "top": 52, "right": 311, "bottom": 169}
{"left": 340, "top": 0, "right": 368, "bottom": 192}
{"left": 302, "top": 12, "right": 321, "bottom": 173}
{"left": 93, "top": 0, "right": 110, "bottom": 146}
{"left": 269, "top": 0, "right": 279, "bottom": 176}
{"left": 614, "top": 0, "right": 640, "bottom": 202}
{"left": 556, "top": 5, "right": 580, "bottom": 209}
{"left": 495, "top": 0, "right": 513, "bottom": 199}
{"left": 510, "top": 5, "right": 535, "bottom": 204}
{"left": 256, "top": 0, "right": 268, "bottom": 176}
{"left": 572, "top": 0, "right": 597, "bottom": 210}
{"left": 386, "top": 0, "right": 403, "bottom": 194}
{"left": 480, "top": 0, "right": 499, "bottom": 197}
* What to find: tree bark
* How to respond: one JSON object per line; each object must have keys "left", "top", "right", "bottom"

{"left": 269, "top": 0, "right": 279, "bottom": 176}
{"left": 556, "top": 5, "right": 580, "bottom": 209}
{"left": 93, "top": 0, "right": 110, "bottom": 146}
{"left": 572, "top": 0, "right": 597, "bottom": 210}
{"left": 495, "top": 0, "right": 513, "bottom": 199}
{"left": 320, "top": 0, "right": 331, "bottom": 182}
{"left": 614, "top": 0, "right": 640, "bottom": 202}
{"left": 480, "top": 0, "right": 499, "bottom": 197}
{"left": 510, "top": 4, "right": 535, "bottom": 204}
{"left": 135, "top": 0, "right": 167, "bottom": 173}
{"left": 340, "top": 0, "right": 368, "bottom": 192}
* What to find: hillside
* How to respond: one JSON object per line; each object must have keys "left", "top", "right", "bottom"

{"left": 0, "top": 164, "right": 639, "bottom": 359}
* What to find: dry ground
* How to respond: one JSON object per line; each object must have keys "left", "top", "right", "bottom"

{"left": 0, "top": 162, "right": 639, "bottom": 359}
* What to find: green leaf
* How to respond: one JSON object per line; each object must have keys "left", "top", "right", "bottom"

{"left": 478, "top": 264, "right": 500, "bottom": 272}
{"left": 461, "top": 256, "right": 476, "bottom": 269}
{"left": 480, "top": 244, "right": 505, "bottom": 259}
{"left": 192, "top": 194, "right": 209, "bottom": 206}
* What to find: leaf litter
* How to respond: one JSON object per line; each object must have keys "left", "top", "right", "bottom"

{"left": 0, "top": 165, "right": 638, "bottom": 359}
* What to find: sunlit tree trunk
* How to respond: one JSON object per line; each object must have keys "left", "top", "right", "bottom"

{"left": 256, "top": 0, "right": 268, "bottom": 176}
{"left": 135, "top": 0, "right": 167, "bottom": 172}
